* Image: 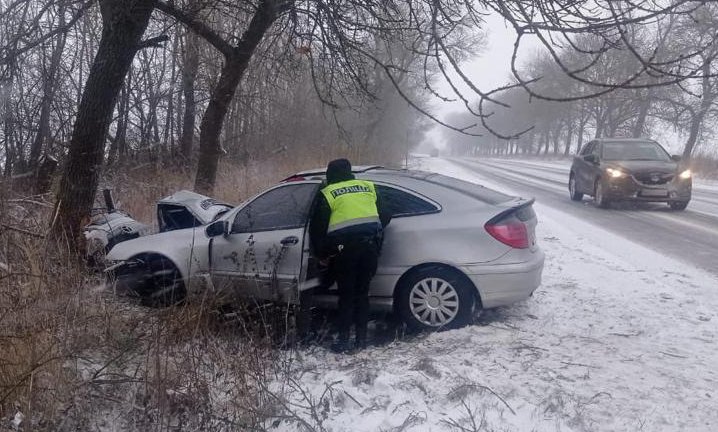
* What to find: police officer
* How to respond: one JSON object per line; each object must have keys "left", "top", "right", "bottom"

{"left": 310, "top": 159, "right": 390, "bottom": 353}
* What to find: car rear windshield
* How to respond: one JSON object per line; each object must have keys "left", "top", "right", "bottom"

{"left": 423, "top": 173, "right": 512, "bottom": 205}
{"left": 602, "top": 141, "right": 671, "bottom": 161}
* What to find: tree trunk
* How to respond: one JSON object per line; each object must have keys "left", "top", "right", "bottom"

{"left": 53, "top": 0, "right": 154, "bottom": 244}
{"left": 632, "top": 89, "right": 652, "bottom": 138}
{"left": 164, "top": 32, "right": 179, "bottom": 155}
{"left": 576, "top": 117, "right": 586, "bottom": 153}
{"left": 179, "top": 31, "right": 199, "bottom": 161}
{"left": 542, "top": 129, "right": 550, "bottom": 155}
{"left": 29, "top": 5, "right": 68, "bottom": 170}
{"left": 552, "top": 125, "right": 561, "bottom": 155}
{"left": 107, "top": 74, "right": 131, "bottom": 166}
{"left": 194, "top": 0, "right": 278, "bottom": 194}
{"left": 563, "top": 122, "right": 574, "bottom": 156}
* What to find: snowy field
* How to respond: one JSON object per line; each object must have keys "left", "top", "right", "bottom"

{"left": 275, "top": 158, "right": 718, "bottom": 432}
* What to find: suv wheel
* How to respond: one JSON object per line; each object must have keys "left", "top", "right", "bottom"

{"left": 396, "top": 267, "right": 475, "bottom": 331}
{"left": 594, "top": 179, "right": 610, "bottom": 209}
{"left": 569, "top": 174, "right": 583, "bottom": 201}
{"left": 669, "top": 201, "right": 689, "bottom": 211}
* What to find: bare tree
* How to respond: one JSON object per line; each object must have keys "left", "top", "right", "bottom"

{"left": 53, "top": 0, "right": 158, "bottom": 244}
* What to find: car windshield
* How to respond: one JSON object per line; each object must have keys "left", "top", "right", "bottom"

{"left": 602, "top": 141, "right": 671, "bottom": 161}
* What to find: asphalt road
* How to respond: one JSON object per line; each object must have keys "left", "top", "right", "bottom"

{"left": 449, "top": 157, "right": 718, "bottom": 277}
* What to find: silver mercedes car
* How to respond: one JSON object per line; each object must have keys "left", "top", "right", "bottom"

{"left": 106, "top": 166, "right": 544, "bottom": 330}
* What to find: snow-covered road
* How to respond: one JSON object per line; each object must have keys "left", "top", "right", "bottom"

{"left": 276, "top": 158, "right": 718, "bottom": 432}
{"left": 448, "top": 157, "right": 718, "bottom": 278}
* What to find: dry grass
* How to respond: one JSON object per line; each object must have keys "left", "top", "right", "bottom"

{"left": 0, "top": 156, "right": 353, "bottom": 430}
{"left": 104, "top": 152, "right": 355, "bottom": 226}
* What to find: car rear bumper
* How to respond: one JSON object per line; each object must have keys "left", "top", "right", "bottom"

{"left": 603, "top": 176, "right": 691, "bottom": 202}
{"left": 460, "top": 249, "right": 545, "bottom": 309}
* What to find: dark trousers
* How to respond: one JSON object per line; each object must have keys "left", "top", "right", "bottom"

{"left": 333, "top": 239, "right": 378, "bottom": 343}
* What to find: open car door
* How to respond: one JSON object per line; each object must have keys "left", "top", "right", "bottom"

{"left": 209, "top": 182, "right": 319, "bottom": 302}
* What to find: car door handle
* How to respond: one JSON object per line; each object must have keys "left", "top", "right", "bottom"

{"left": 280, "top": 236, "right": 299, "bottom": 246}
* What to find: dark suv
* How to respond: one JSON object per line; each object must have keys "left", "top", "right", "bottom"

{"left": 569, "top": 138, "right": 692, "bottom": 210}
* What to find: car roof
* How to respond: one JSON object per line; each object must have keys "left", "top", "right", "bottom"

{"left": 591, "top": 138, "right": 659, "bottom": 144}
{"left": 286, "top": 165, "right": 384, "bottom": 180}
{"left": 283, "top": 167, "right": 516, "bottom": 206}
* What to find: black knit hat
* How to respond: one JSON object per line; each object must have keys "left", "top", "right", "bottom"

{"left": 326, "top": 158, "right": 354, "bottom": 184}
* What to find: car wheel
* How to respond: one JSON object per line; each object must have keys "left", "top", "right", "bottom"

{"left": 137, "top": 255, "right": 186, "bottom": 307}
{"left": 594, "top": 179, "right": 610, "bottom": 209}
{"left": 669, "top": 201, "right": 689, "bottom": 211}
{"left": 569, "top": 174, "right": 583, "bottom": 201}
{"left": 396, "top": 267, "right": 476, "bottom": 331}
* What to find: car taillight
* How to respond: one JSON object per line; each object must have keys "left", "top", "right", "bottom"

{"left": 485, "top": 219, "right": 529, "bottom": 249}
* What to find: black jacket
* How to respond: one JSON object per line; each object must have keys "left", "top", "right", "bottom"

{"left": 309, "top": 175, "right": 391, "bottom": 259}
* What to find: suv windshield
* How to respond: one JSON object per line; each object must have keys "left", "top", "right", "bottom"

{"left": 602, "top": 141, "right": 671, "bottom": 161}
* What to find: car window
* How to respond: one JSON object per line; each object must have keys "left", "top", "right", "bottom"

{"left": 420, "top": 173, "right": 512, "bottom": 205}
{"left": 602, "top": 141, "right": 671, "bottom": 161}
{"left": 232, "top": 183, "right": 317, "bottom": 233}
{"left": 375, "top": 184, "right": 438, "bottom": 217}
{"left": 580, "top": 142, "right": 595, "bottom": 155}
{"left": 591, "top": 143, "right": 601, "bottom": 156}
{"left": 158, "top": 204, "right": 201, "bottom": 232}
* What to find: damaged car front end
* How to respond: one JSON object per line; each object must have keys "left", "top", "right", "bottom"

{"left": 95, "top": 190, "right": 232, "bottom": 305}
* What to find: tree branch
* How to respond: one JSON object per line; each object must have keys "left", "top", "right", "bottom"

{"left": 154, "top": 0, "right": 234, "bottom": 58}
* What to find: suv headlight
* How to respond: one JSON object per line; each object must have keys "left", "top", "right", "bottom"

{"left": 606, "top": 168, "right": 626, "bottom": 178}
{"left": 678, "top": 169, "right": 691, "bottom": 179}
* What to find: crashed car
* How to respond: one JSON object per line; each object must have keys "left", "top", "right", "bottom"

{"left": 84, "top": 190, "right": 232, "bottom": 262}
{"left": 84, "top": 211, "right": 151, "bottom": 263}
{"left": 106, "top": 166, "right": 545, "bottom": 330}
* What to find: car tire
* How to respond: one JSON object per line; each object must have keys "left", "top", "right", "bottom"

{"left": 396, "top": 266, "right": 476, "bottom": 331}
{"left": 594, "top": 179, "right": 610, "bottom": 209}
{"left": 137, "top": 255, "right": 186, "bottom": 307}
{"left": 669, "top": 201, "right": 689, "bottom": 211}
{"left": 569, "top": 174, "right": 583, "bottom": 201}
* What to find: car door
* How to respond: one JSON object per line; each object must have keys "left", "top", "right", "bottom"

{"left": 370, "top": 183, "right": 441, "bottom": 297}
{"left": 210, "top": 182, "right": 319, "bottom": 302}
{"left": 576, "top": 141, "right": 596, "bottom": 193}
{"left": 587, "top": 142, "right": 603, "bottom": 190}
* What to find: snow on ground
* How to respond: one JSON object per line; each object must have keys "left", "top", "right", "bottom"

{"left": 274, "top": 158, "right": 718, "bottom": 432}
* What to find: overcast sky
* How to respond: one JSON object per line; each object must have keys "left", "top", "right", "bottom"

{"left": 422, "top": 13, "right": 541, "bottom": 151}
{"left": 419, "top": 13, "right": 689, "bottom": 155}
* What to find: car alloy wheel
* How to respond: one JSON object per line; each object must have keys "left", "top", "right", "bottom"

{"left": 397, "top": 267, "right": 476, "bottom": 331}
{"left": 409, "top": 277, "right": 460, "bottom": 327}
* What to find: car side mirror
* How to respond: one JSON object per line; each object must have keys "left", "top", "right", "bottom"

{"left": 671, "top": 155, "right": 682, "bottom": 162}
{"left": 584, "top": 154, "right": 599, "bottom": 164}
{"left": 206, "top": 220, "right": 228, "bottom": 237}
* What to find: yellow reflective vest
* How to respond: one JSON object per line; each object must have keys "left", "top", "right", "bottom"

{"left": 321, "top": 179, "right": 380, "bottom": 233}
